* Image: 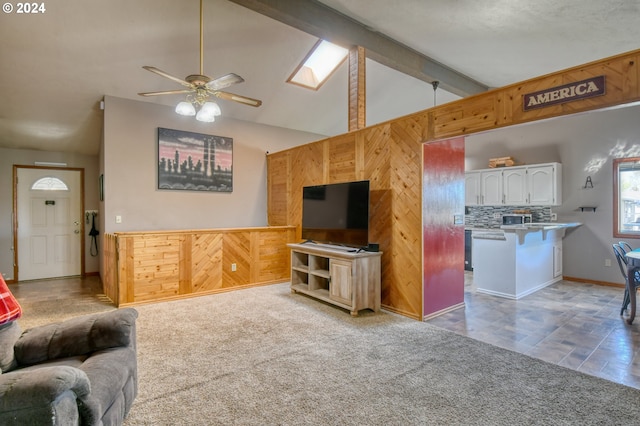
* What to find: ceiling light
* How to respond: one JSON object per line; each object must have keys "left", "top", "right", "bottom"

{"left": 195, "top": 101, "right": 221, "bottom": 122}
{"left": 176, "top": 101, "right": 196, "bottom": 116}
{"left": 287, "top": 40, "right": 349, "bottom": 90}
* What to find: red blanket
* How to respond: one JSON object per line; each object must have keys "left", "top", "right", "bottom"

{"left": 0, "top": 276, "right": 21, "bottom": 325}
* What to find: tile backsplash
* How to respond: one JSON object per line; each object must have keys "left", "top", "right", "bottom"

{"left": 465, "top": 206, "right": 552, "bottom": 228}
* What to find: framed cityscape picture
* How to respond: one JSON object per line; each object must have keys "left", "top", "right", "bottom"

{"left": 157, "top": 127, "right": 233, "bottom": 192}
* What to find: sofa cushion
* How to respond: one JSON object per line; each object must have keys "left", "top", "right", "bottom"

{"left": 15, "top": 308, "right": 138, "bottom": 366}
{"left": 14, "top": 355, "right": 87, "bottom": 373}
{"left": 0, "top": 322, "right": 21, "bottom": 373}
{"left": 0, "top": 365, "right": 95, "bottom": 424}
{"left": 0, "top": 276, "right": 21, "bottom": 326}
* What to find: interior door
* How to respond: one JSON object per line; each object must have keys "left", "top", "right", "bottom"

{"left": 17, "top": 168, "right": 82, "bottom": 281}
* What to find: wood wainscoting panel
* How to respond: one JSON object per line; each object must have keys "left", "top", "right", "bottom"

{"left": 102, "top": 233, "right": 119, "bottom": 304}
{"left": 132, "top": 234, "right": 181, "bottom": 302}
{"left": 222, "top": 232, "right": 251, "bottom": 288}
{"left": 191, "top": 233, "right": 223, "bottom": 293}
{"left": 104, "top": 226, "right": 296, "bottom": 306}
{"left": 254, "top": 228, "right": 296, "bottom": 283}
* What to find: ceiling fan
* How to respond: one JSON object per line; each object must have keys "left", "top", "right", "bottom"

{"left": 138, "top": 0, "right": 262, "bottom": 121}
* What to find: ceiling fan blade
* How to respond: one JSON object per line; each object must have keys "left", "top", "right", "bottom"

{"left": 142, "top": 66, "right": 191, "bottom": 87}
{"left": 213, "top": 91, "right": 262, "bottom": 107}
{"left": 206, "top": 73, "right": 245, "bottom": 91}
{"left": 138, "top": 89, "right": 194, "bottom": 97}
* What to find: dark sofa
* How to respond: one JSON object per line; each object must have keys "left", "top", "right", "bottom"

{"left": 0, "top": 308, "right": 138, "bottom": 425}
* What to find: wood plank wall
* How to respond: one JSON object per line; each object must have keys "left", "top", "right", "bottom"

{"left": 268, "top": 121, "right": 424, "bottom": 319}
{"left": 103, "top": 233, "right": 119, "bottom": 304}
{"left": 266, "top": 49, "right": 640, "bottom": 320}
{"left": 103, "top": 227, "right": 296, "bottom": 306}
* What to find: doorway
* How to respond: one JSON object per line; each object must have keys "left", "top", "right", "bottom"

{"left": 14, "top": 166, "right": 84, "bottom": 281}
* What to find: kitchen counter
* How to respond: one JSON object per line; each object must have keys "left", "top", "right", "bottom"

{"left": 471, "top": 223, "right": 581, "bottom": 299}
{"left": 500, "top": 222, "right": 581, "bottom": 244}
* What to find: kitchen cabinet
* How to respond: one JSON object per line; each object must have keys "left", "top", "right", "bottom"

{"left": 528, "top": 164, "right": 561, "bottom": 205}
{"left": 553, "top": 242, "right": 563, "bottom": 278}
{"left": 465, "top": 162, "right": 561, "bottom": 206}
{"left": 481, "top": 170, "right": 503, "bottom": 205}
{"left": 503, "top": 167, "right": 527, "bottom": 205}
{"left": 464, "top": 172, "right": 480, "bottom": 205}
{"left": 288, "top": 243, "right": 381, "bottom": 316}
{"left": 464, "top": 170, "right": 502, "bottom": 205}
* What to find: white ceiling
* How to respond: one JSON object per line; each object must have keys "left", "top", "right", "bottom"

{"left": 0, "top": 0, "right": 638, "bottom": 155}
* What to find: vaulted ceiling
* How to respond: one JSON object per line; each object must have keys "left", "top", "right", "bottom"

{"left": 1, "top": 0, "right": 638, "bottom": 155}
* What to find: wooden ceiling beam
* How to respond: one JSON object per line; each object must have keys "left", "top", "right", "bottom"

{"left": 348, "top": 46, "right": 366, "bottom": 132}
{"left": 228, "top": 0, "right": 489, "bottom": 97}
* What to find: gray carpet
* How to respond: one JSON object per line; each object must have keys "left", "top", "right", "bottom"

{"left": 17, "top": 283, "right": 640, "bottom": 425}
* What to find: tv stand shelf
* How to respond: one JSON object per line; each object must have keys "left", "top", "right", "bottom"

{"left": 288, "top": 243, "right": 382, "bottom": 316}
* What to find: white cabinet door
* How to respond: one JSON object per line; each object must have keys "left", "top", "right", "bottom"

{"left": 528, "top": 164, "right": 560, "bottom": 205}
{"left": 481, "top": 170, "right": 503, "bottom": 205}
{"left": 465, "top": 172, "right": 481, "bottom": 205}
{"left": 503, "top": 168, "right": 527, "bottom": 205}
{"left": 553, "top": 242, "right": 563, "bottom": 278}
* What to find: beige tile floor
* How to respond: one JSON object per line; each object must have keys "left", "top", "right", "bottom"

{"left": 427, "top": 272, "right": 640, "bottom": 389}
{"left": 10, "top": 273, "right": 640, "bottom": 389}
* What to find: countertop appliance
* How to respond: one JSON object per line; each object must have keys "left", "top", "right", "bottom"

{"left": 502, "top": 214, "right": 532, "bottom": 226}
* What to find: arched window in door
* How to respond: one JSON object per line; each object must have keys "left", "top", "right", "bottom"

{"left": 31, "top": 177, "right": 69, "bottom": 191}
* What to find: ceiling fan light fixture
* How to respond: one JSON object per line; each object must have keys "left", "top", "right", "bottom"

{"left": 140, "top": 0, "right": 261, "bottom": 119}
{"left": 204, "top": 101, "right": 222, "bottom": 117}
{"left": 176, "top": 101, "right": 196, "bottom": 116}
{"left": 195, "top": 101, "right": 220, "bottom": 122}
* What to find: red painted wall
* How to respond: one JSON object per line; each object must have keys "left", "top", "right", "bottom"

{"left": 422, "top": 137, "right": 465, "bottom": 318}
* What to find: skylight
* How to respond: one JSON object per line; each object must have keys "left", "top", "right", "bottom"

{"left": 287, "top": 40, "right": 349, "bottom": 90}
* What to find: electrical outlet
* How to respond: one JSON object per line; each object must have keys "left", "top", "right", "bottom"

{"left": 115, "top": 215, "right": 122, "bottom": 224}
{"left": 493, "top": 213, "right": 501, "bottom": 219}
{"left": 551, "top": 213, "right": 558, "bottom": 221}
{"left": 231, "top": 263, "right": 237, "bottom": 272}
{"left": 605, "top": 259, "right": 612, "bottom": 267}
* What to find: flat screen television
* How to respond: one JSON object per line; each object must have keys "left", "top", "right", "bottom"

{"left": 301, "top": 180, "right": 370, "bottom": 248}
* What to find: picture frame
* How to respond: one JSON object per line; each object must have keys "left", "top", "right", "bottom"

{"left": 157, "top": 127, "right": 233, "bottom": 192}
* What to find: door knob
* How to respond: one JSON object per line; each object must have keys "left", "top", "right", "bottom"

{"left": 74, "top": 230, "right": 80, "bottom": 234}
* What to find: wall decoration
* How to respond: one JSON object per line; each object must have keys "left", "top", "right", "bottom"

{"left": 157, "top": 127, "right": 233, "bottom": 192}
{"left": 99, "top": 174, "right": 104, "bottom": 201}
{"left": 523, "top": 75, "right": 605, "bottom": 111}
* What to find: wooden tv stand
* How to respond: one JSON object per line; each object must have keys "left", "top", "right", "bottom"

{"left": 288, "top": 243, "right": 382, "bottom": 316}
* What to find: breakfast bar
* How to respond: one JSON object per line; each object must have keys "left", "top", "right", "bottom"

{"left": 472, "top": 223, "right": 581, "bottom": 299}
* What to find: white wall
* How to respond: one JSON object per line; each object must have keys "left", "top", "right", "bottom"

{"left": 465, "top": 104, "right": 640, "bottom": 285}
{"left": 102, "top": 96, "right": 325, "bottom": 233}
{"left": 0, "top": 148, "right": 100, "bottom": 281}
